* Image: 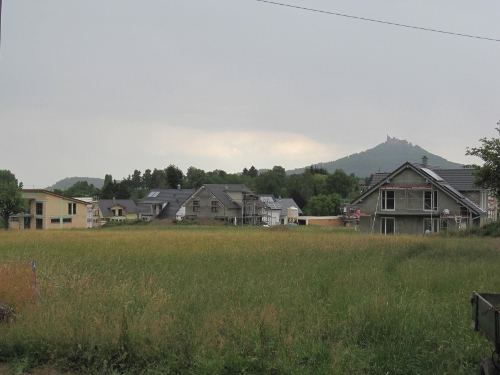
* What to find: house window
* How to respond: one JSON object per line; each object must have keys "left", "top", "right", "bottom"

{"left": 62, "top": 218, "right": 72, "bottom": 223}
{"left": 193, "top": 200, "right": 200, "bottom": 212}
{"left": 424, "top": 191, "right": 438, "bottom": 211}
{"left": 36, "top": 219, "right": 43, "bottom": 229}
{"left": 423, "top": 218, "right": 439, "bottom": 233}
{"left": 381, "top": 217, "right": 395, "bottom": 235}
{"left": 118, "top": 209, "right": 123, "bottom": 216}
{"left": 111, "top": 209, "right": 116, "bottom": 216}
{"left": 381, "top": 190, "right": 395, "bottom": 210}
{"left": 68, "top": 203, "right": 77, "bottom": 215}
{"left": 211, "top": 201, "right": 219, "bottom": 213}
{"left": 51, "top": 218, "right": 60, "bottom": 224}
{"left": 36, "top": 202, "right": 43, "bottom": 215}
{"left": 10, "top": 217, "right": 19, "bottom": 222}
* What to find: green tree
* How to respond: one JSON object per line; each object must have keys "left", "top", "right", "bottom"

{"left": 325, "top": 169, "right": 359, "bottom": 198}
{"left": 131, "top": 170, "right": 142, "bottom": 189}
{"left": 248, "top": 166, "right": 258, "bottom": 178}
{"left": 64, "top": 181, "right": 97, "bottom": 197}
{"left": 0, "top": 170, "right": 29, "bottom": 230}
{"left": 100, "top": 180, "right": 131, "bottom": 199}
{"left": 186, "top": 167, "right": 206, "bottom": 189}
{"left": 254, "top": 166, "right": 287, "bottom": 197}
{"left": 285, "top": 170, "right": 315, "bottom": 209}
{"left": 304, "top": 193, "right": 343, "bottom": 216}
{"left": 466, "top": 123, "right": 500, "bottom": 196}
{"left": 143, "top": 169, "right": 152, "bottom": 190}
{"left": 165, "top": 164, "right": 184, "bottom": 189}
{"left": 150, "top": 168, "right": 167, "bottom": 189}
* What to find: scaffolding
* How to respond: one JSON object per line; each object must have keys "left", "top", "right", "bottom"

{"left": 347, "top": 174, "right": 488, "bottom": 234}
{"left": 186, "top": 189, "right": 267, "bottom": 225}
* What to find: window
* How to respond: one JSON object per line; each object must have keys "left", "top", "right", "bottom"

{"left": 36, "top": 202, "right": 43, "bottom": 215}
{"left": 51, "top": 218, "right": 60, "bottom": 224}
{"left": 423, "top": 218, "right": 439, "bottom": 233}
{"left": 62, "top": 218, "right": 72, "bottom": 223}
{"left": 193, "top": 200, "right": 200, "bottom": 212}
{"left": 211, "top": 201, "right": 219, "bottom": 213}
{"left": 10, "top": 216, "right": 19, "bottom": 222}
{"left": 381, "top": 190, "right": 395, "bottom": 210}
{"left": 424, "top": 191, "right": 438, "bottom": 211}
{"left": 36, "top": 218, "right": 43, "bottom": 229}
{"left": 111, "top": 209, "right": 116, "bottom": 216}
{"left": 381, "top": 217, "right": 395, "bottom": 235}
{"left": 118, "top": 209, "right": 123, "bottom": 216}
{"left": 68, "top": 203, "right": 76, "bottom": 215}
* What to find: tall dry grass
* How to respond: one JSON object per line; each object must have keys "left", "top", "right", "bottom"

{"left": 0, "top": 226, "right": 498, "bottom": 374}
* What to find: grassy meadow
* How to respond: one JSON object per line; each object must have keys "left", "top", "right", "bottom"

{"left": 0, "top": 225, "right": 499, "bottom": 374}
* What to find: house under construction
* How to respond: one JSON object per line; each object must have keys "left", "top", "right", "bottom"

{"left": 348, "top": 157, "right": 496, "bottom": 235}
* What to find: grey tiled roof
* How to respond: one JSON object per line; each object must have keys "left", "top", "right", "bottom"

{"left": 138, "top": 189, "right": 194, "bottom": 219}
{"left": 432, "top": 169, "right": 477, "bottom": 191}
{"left": 97, "top": 199, "right": 137, "bottom": 217}
{"left": 203, "top": 184, "right": 256, "bottom": 209}
{"left": 369, "top": 173, "right": 390, "bottom": 189}
{"left": 276, "top": 198, "right": 303, "bottom": 216}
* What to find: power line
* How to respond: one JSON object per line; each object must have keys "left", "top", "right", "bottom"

{"left": 254, "top": 0, "right": 500, "bottom": 43}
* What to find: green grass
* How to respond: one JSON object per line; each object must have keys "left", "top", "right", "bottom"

{"left": 0, "top": 226, "right": 499, "bottom": 374}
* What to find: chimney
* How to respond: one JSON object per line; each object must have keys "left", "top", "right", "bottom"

{"left": 422, "top": 156, "right": 428, "bottom": 167}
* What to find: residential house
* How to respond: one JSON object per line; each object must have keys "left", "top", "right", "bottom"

{"left": 257, "top": 195, "right": 303, "bottom": 226}
{"left": 93, "top": 198, "right": 137, "bottom": 226}
{"left": 9, "top": 190, "right": 89, "bottom": 230}
{"left": 349, "top": 157, "right": 493, "bottom": 235}
{"left": 184, "top": 184, "right": 262, "bottom": 224}
{"left": 136, "top": 189, "right": 195, "bottom": 221}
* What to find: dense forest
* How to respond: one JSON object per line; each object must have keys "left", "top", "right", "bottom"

{"left": 52, "top": 165, "right": 368, "bottom": 216}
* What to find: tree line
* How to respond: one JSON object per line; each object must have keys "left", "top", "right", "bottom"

{"left": 51, "top": 164, "right": 365, "bottom": 216}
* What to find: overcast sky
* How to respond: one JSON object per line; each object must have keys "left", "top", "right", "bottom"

{"left": 1, "top": 0, "right": 499, "bottom": 188}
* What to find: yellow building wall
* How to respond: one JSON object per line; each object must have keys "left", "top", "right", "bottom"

{"left": 10, "top": 191, "right": 88, "bottom": 230}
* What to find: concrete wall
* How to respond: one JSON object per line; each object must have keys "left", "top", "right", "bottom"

{"left": 355, "top": 167, "right": 483, "bottom": 234}
{"left": 185, "top": 189, "right": 239, "bottom": 220}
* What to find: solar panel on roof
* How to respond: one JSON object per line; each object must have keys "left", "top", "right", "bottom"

{"left": 421, "top": 168, "right": 444, "bottom": 181}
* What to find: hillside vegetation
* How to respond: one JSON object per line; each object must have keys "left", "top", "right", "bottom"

{"left": 286, "top": 137, "right": 462, "bottom": 177}
{"left": 0, "top": 227, "right": 497, "bottom": 374}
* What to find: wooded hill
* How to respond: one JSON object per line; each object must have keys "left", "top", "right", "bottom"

{"left": 46, "top": 177, "right": 105, "bottom": 191}
{"left": 285, "top": 136, "right": 462, "bottom": 177}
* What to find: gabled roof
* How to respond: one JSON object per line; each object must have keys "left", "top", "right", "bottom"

{"left": 22, "top": 189, "right": 89, "bottom": 205}
{"left": 199, "top": 184, "right": 256, "bottom": 209}
{"left": 138, "top": 189, "right": 194, "bottom": 219}
{"left": 432, "top": 168, "right": 478, "bottom": 191}
{"left": 97, "top": 199, "right": 137, "bottom": 216}
{"left": 352, "top": 162, "right": 486, "bottom": 216}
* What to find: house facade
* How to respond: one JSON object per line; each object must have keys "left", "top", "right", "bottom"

{"left": 93, "top": 199, "right": 137, "bottom": 226}
{"left": 183, "top": 184, "right": 262, "bottom": 225}
{"left": 9, "top": 190, "right": 89, "bottom": 230}
{"left": 349, "top": 160, "right": 492, "bottom": 235}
